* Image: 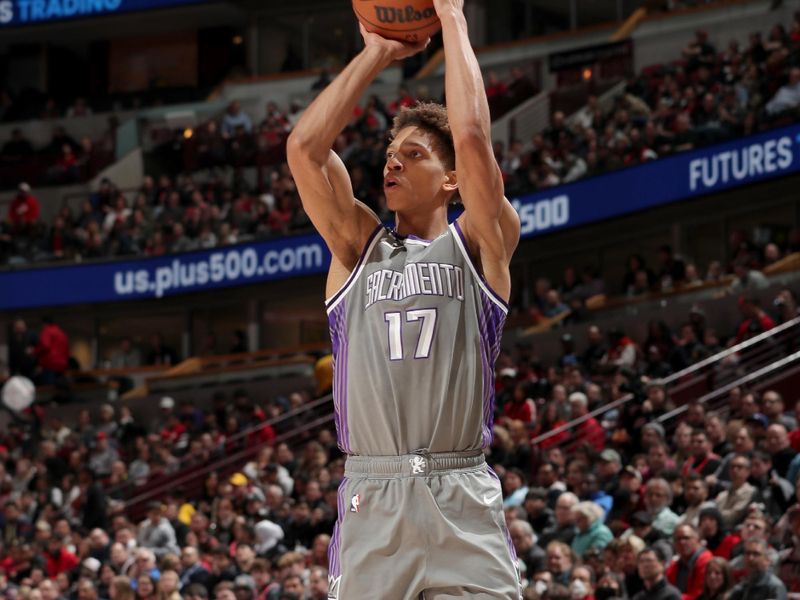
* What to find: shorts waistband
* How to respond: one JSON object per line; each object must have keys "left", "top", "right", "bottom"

{"left": 344, "top": 450, "right": 485, "bottom": 476}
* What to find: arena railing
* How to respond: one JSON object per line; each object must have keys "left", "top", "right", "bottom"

{"left": 529, "top": 315, "right": 800, "bottom": 449}
{"left": 655, "top": 348, "right": 800, "bottom": 430}
{"left": 121, "top": 393, "right": 335, "bottom": 520}
{"left": 121, "top": 318, "right": 800, "bottom": 513}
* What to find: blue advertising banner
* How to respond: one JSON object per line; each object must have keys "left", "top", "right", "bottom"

{"left": 0, "top": 0, "right": 207, "bottom": 27}
{"left": 0, "top": 123, "right": 798, "bottom": 310}
{"left": 508, "top": 122, "right": 800, "bottom": 238}
{"left": 0, "top": 233, "right": 331, "bottom": 310}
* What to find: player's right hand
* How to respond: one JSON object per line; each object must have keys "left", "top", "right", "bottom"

{"left": 359, "top": 23, "right": 430, "bottom": 61}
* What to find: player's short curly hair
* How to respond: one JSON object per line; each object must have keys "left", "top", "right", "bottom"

{"left": 390, "top": 102, "right": 455, "bottom": 170}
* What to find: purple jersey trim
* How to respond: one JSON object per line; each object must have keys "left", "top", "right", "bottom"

{"left": 325, "top": 224, "right": 384, "bottom": 309}
{"left": 328, "top": 476, "right": 349, "bottom": 579}
{"left": 451, "top": 219, "right": 510, "bottom": 311}
{"left": 477, "top": 288, "right": 507, "bottom": 447}
{"left": 328, "top": 301, "right": 351, "bottom": 453}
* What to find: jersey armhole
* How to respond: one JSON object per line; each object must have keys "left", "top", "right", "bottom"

{"left": 450, "top": 220, "right": 510, "bottom": 314}
{"left": 325, "top": 224, "right": 384, "bottom": 313}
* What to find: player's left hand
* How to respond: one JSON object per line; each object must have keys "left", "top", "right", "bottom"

{"left": 359, "top": 23, "right": 430, "bottom": 60}
{"left": 432, "top": 0, "right": 464, "bottom": 16}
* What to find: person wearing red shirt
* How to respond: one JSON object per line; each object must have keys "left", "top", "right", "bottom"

{"left": 534, "top": 401, "right": 569, "bottom": 450}
{"left": 681, "top": 430, "right": 721, "bottom": 478}
{"left": 502, "top": 382, "right": 536, "bottom": 426}
{"left": 667, "top": 524, "right": 713, "bottom": 600}
{"left": 35, "top": 317, "right": 70, "bottom": 384}
{"left": 734, "top": 295, "right": 776, "bottom": 344}
{"left": 44, "top": 533, "right": 79, "bottom": 578}
{"left": 569, "top": 391, "right": 605, "bottom": 452}
{"left": 8, "top": 182, "right": 40, "bottom": 230}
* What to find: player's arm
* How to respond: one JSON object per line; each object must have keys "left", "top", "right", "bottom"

{"left": 287, "top": 28, "right": 428, "bottom": 270}
{"left": 434, "top": 1, "right": 520, "bottom": 298}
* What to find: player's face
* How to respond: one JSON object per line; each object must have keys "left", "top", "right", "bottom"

{"left": 383, "top": 127, "right": 453, "bottom": 213}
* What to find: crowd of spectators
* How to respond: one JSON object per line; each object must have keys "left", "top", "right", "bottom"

{"left": 0, "top": 119, "right": 117, "bottom": 190}
{"left": 2, "top": 15, "right": 799, "bottom": 272}
{"left": 1, "top": 276, "right": 800, "bottom": 599}
{"left": 497, "top": 14, "right": 800, "bottom": 196}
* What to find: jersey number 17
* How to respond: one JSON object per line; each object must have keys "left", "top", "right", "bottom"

{"left": 384, "top": 309, "right": 437, "bottom": 360}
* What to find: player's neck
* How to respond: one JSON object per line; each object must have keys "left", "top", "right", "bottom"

{"left": 393, "top": 208, "right": 448, "bottom": 241}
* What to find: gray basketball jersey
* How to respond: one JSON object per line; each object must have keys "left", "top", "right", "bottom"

{"left": 325, "top": 221, "right": 508, "bottom": 455}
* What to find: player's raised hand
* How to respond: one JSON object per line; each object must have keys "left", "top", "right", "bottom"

{"left": 432, "top": 0, "right": 465, "bottom": 16}
{"left": 359, "top": 23, "right": 430, "bottom": 60}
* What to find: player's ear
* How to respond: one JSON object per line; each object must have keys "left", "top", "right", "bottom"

{"left": 442, "top": 170, "right": 458, "bottom": 193}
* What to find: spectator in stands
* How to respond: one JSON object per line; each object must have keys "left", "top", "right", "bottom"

{"left": 109, "top": 338, "right": 142, "bottom": 369}
{"left": 581, "top": 325, "right": 608, "bottom": 375}
{"left": 646, "top": 478, "right": 681, "bottom": 536}
{"left": 766, "top": 424, "right": 796, "bottom": 479}
{"left": 762, "top": 391, "right": 797, "bottom": 430}
{"left": 221, "top": 101, "right": 253, "bottom": 137}
{"left": 634, "top": 547, "right": 682, "bottom": 600}
{"left": 503, "top": 468, "right": 530, "bottom": 508}
{"left": 137, "top": 502, "right": 180, "bottom": 559}
{"left": 729, "top": 538, "right": 788, "bottom": 600}
{"left": 715, "top": 454, "right": 757, "bottom": 529}
{"left": 88, "top": 432, "right": 119, "bottom": 479}
{"left": 697, "top": 557, "right": 733, "bottom": 600}
{"left": 571, "top": 501, "right": 613, "bottom": 558}
{"left": 730, "top": 260, "right": 769, "bottom": 293}
{"left": 682, "top": 430, "right": 721, "bottom": 478}
{"left": 750, "top": 451, "right": 793, "bottom": 521}
{"left": 733, "top": 295, "right": 775, "bottom": 344}
{"left": 541, "top": 492, "right": 579, "bottom": 546}
{"left": 8, "top": 317, "right": 38, "bottom": 379}
{"left": 35, "top": 316, "right": 70, "bottom": 384}
{"left": 766, "top": 67, "right": 800, "bottom": 116}
{"left": 8, "top": 182, "right": 40, "bottom": 232}
{"left": 777, "top": 505, "right": 800, "bottom": 594}
{"left": 146, "top": 334, "right": 178, "bottom": 367}
{"left": 656, "top": 245, "right": 686, "bottom": 290}
{"left": 569, "top": 392, "right": 605, "bottom": 452}
{"left": 45, "top": 532, "right": 79, "bottom": 578}
{"left": 510, "top": 519, "right": 546, "bottom": 577}
{"left": 666, "top": 524, "right": 712, "bottom": 600}
{"left": 523, "top": 488, "right": 555, "bottom": 536}
{"left": 601, "top": 328, "right": 638, "bottom": 370}
{"left": 2, "top": 129, "right": 34, "bottom": 160}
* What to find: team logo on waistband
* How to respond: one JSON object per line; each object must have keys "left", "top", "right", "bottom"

{"left": 350, "top": 494, "right": 360, "bottom": 513}
{"left": 410, "top": 456, "right": 427, "bottom": 474}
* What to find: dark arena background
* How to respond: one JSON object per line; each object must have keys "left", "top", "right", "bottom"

{"left": 1, "top": 0, "right": 800, "bottom": 598}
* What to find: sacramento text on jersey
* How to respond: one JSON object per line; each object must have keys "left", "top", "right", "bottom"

{"left": 364, "top": 263, "right": 465, "bottom": 310}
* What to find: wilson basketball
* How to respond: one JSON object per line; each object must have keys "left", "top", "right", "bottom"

{"left": 353, "top": 0, "right": 441, "bottom": 43}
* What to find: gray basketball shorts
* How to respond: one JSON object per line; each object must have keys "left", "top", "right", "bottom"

{"left": 327, "top": 450, "right": 522, "bottom": 599}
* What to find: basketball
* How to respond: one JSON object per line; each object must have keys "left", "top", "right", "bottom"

{"left": 352, "top": 0, "right": 441, "bottom": 43}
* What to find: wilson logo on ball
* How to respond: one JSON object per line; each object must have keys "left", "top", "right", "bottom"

{"left": 373, "top": 5, "right": 436, "bottom": 23}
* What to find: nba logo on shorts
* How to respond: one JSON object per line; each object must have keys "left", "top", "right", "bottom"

{"left": 350, "top": 494, "right": 360, "bottom": 513}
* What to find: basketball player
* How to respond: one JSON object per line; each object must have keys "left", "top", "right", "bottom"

{"left": 286, "top": 0, "right": 521, "bottom": 597}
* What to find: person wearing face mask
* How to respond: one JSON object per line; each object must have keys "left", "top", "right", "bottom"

{"left": 569, "top": 565, "right": 596, "bottom": 600}
{"left": 532, "top": 570, "right": 554, "bottom": 598}
{"left": 595, "top": 572, "right": 626, "bottom": 600}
